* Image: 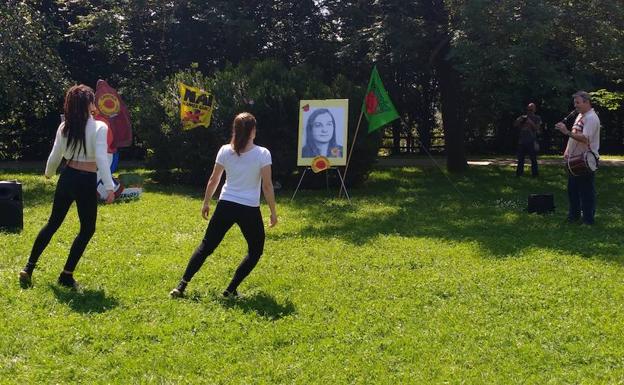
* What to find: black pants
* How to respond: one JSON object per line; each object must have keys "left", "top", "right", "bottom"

{"left": 182, "top": 200, "right": 265, "bottom": 292}
{"left": 28, "top": 166, "right": 98, "bottom": 272}
{"left": 516, "top": 142, "right": 538, "bottom": 176}
{"left": 568, "top": 172, "right": 596, "bottom": 224}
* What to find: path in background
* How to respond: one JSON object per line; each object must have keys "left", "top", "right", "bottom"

{"left": 0, "top": 160, "right": 145, "bottom": 171}
{"left": 376, "top": 157, "right": 624, "bottom": 168}
{"left": 1, "top": 157, "right": 623, "bottom": 171}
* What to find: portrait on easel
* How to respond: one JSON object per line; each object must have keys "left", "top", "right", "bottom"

{"left": 297, "top": 99, "right": 348, "bottom": 166}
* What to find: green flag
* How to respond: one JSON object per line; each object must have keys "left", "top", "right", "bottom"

{"left": 362, "top": 66, "right": 400, "bottom": 133}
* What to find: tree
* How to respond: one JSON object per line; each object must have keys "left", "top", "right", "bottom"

{"left": 0, "top": 1, "right": 68, "bottom": 159}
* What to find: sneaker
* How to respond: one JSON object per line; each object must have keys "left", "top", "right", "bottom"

{"left": 57, "top": 272, "right": 80, "bottom": 290}
{"left": 222, "top": 289, "right": 239, "bottom": 299}
{"left": 19, "top": 270, "right": 32, "bottom": 288}
{"left": 169, "top": 280, "right": 187, "bottom": 298}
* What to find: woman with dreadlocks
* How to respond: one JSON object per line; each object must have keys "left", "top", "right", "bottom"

{"left": 19, "top": 84, "right": 115, "bottom": 290}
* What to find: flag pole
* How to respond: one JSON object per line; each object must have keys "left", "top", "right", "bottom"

{"left": 339, "top": 108, "right": 364, "bottom": 198}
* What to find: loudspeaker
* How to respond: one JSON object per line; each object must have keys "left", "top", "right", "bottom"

{"left": 528, "top": 193, "right": 554, "bottom": 214}
{"left": 0, "top": 181, "right": 23, "bottom": 230}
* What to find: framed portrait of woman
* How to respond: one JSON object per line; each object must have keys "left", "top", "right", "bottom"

{"left": 297, "top": 99, "right": 349, "bottom": 166}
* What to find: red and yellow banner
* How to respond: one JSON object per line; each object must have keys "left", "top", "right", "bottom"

{"left": 95, "top": 79, "right": 132, "bottom": 149}
{"left": 179, "top": 83, "right": 214, "bottom": 129}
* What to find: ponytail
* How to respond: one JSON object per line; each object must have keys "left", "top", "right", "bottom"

{"left": 231, "top": 112, "right": 256, "bottom": 155}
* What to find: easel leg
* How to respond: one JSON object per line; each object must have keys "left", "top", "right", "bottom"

{"left": 290, "top": 167, "right": 310, "bottom": 202}
{"left": 335, "top": 168, "right": 351, "bottom": 202}
{"left": 325, "top": 168, "right": 330, "bottom": 194}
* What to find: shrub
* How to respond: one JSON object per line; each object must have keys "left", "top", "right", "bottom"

{"left": 137, "top": 60, "right": 381, "bottom": 187}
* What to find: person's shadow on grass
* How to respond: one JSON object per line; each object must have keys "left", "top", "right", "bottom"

{"left": 50, "top": 285, "right": 120, "bottom": 314}
{"left": 218, "top": 291, "right": 296, "bottom": 321}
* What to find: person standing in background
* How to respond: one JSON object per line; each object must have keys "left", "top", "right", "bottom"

{"left": 515, "top": 102, "right": 542, "bottom": 177}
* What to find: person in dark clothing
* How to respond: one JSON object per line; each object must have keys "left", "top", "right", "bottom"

{"left": 515, "top": 102, "right": 542, "bottom": 177}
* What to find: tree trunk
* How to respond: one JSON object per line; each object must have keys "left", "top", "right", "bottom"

{"left": 392, "top": 123, "right": 401, "bottom": 155}
{"left": 423, "top": 0, "right": 468, "bottom": 173}
{"left": 434, "top": 42, "right": 468, "bottom": 173}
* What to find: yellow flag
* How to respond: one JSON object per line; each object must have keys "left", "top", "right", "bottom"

{"left": 179, "top": 83, "right": 214, "bottom": 129}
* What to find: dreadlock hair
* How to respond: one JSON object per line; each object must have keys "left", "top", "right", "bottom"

{"left": 62, "top": 84, "right": 95, "bottom": 157}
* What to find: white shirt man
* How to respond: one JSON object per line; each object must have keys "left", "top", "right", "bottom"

{"left": 555, "top": 91, "right": 601, "bottom": 224}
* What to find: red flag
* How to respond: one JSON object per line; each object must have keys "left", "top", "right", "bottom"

{"left": 95, "top": 80, "right": 132, "bottom": 150}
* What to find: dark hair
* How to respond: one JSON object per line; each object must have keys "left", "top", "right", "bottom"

{"left": 231, "top": 112, "right": 256, "bottom": 155}
{"left": 304, "top": 108, "right": 337, "bottom": 153}
{"left": 62, "top": 84, "right": 94, "bottom": 157}
{"left": 573, "top": 90, "right": 591, "bottom": 103}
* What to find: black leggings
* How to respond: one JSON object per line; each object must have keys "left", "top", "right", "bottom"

{"left": 27, "top": 166, "right": 97, "bottom": 272}
{"left": 182, "top": 200, "right": 265, "bottom": 292}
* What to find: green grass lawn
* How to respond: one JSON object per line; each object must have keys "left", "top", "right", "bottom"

{"left": 1, "top": 164, "right": 623, "bottom": 384}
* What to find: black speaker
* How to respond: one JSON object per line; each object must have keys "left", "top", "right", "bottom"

{"left": 0, "top": 181, "right": 23, "bottom": 230}
{"left": 528, "top": 193, "right": 554, "bottom": 214}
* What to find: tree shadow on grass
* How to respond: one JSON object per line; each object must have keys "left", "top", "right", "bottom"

{"left": 283, "top": 166, "right": 624, "bottom": 264}
{"left": 0, "top": 227, "right": 23, "bottom": 234}
{"left": 50, "top": 285, "right": 120, "bottom": 314}
{"left": 217, "top": 291, "right": 296, "bottom": 321}
{"left": 0, "top": 167, "right": 187, "bottom": 208}
{"left": 0, "top": 170, "right": 58, "bottom": 208}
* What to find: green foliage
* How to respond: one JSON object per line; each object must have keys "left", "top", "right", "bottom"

{"left": 2, "top": 164, "right": 624, "bottom": 383}
{"left": 2, "top": 0, "right": 624, "bottom": 162}
{"left": 449, "top": 0, "right": 624, "bottom": 149}
{"left": 139, "top": 60, "right": 380, "bottom": 186}
{"left": 590, "top": 89, "right": 624, "bottom": 111}
{"left": 0, "top": 3, "right": 68, "bottom": 118}
{"left": 131, "top": 68, "right": 223, "bottom": 184}
{"left": 53, "top": 0, "right": 129, "bottom": 84}
{"left": 0, "top": 2, "right": 69, "bottom": 160}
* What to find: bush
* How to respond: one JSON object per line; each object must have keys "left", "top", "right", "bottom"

{"left": 0, "top": 2, "right": 68, "bottom": 160}
{"left": 136, "top": 60, "right": 381, "bottom": 187}
{"left": 129, "top": 69, "right": 224, "bottom": 184}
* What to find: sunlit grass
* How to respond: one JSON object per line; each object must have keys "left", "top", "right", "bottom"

{"left": 1, "top": 164, "right": 623, "bottom": 384}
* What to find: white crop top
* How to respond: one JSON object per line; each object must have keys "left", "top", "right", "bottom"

{"left": 45, "top": 116, "right": 114, "bottom": 190}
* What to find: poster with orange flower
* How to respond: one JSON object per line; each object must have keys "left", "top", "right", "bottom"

{"left": 297, "top": 99, "right": 348, "bottom": 166}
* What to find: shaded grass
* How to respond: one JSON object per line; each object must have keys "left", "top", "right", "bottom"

{"left": 1, "top": 164, "right": 623, "bottom": 384}
{"left": 49, "top": 285, "right": 120, "bottom": 314}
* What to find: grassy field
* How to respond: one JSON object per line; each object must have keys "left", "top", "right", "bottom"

{"left": 1, "top": 164, "right": 623, "bottom": 384}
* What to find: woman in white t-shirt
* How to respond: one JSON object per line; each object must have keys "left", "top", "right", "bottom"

{"left": 170, "top": 112, "right": 278, "bottom": 298}
{"left": 19, "top": 84, "right": 115, "bottom": 290}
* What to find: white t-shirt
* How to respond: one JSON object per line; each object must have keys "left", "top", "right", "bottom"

{"left": 216, "top": 144, "right": 272, "bottom": 207}
{"left": 45, "top": 116, "right": 114, "bottom": 190}
{"left": 567, "top": 108, "right": 600, "bottom": 157}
